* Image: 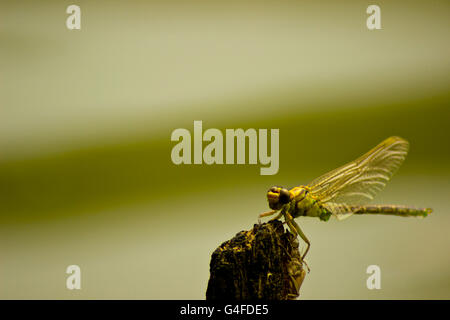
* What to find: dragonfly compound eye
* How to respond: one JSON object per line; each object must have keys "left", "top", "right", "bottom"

{"left": 279, "top": 188, "right": 290, "bottom": 204}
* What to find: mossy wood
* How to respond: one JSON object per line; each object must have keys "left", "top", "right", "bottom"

{"left": 206, "top": 220, "right": 306, "bottom": 300}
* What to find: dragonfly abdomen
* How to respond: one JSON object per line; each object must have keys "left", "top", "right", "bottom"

{"left": 351, "top": 205, "right": 432, "bottom": 217}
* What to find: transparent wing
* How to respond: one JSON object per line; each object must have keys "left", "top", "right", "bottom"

{"left": 307, "top": 136, "right": 409, "bottom": 220}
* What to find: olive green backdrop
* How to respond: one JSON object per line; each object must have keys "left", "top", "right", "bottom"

{"left": 1, "top": 0, "right": 449, "bottom": 299}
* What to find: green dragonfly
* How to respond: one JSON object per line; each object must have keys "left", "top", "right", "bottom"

{"left": 259, "top": 136, "right": 432, "bottom": 261}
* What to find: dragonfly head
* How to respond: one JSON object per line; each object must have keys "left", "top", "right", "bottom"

{"left": 267, "top": 186, "right": 291, "bottom": 210}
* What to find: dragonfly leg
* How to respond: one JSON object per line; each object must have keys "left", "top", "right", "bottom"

{"left": 269, "top": 211, "right": 283, "bottom": 222}
{"left": 284, "top": 212, "right": 311, "bottom": 262}
{"left": 258, "top": 209, "right": 275, "bottom": 224}
{"left": 284, "top": 213, "right": 298, "bottom": 236}
{"left": 258, "top": 210, "right": 283, "bottom": 225}
{"left": 258, "top": 210, "right": 277, "bottom": 218}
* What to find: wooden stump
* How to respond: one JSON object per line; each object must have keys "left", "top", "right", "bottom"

{"left": 206, "top": 220, "right": 306, "bottom": 300}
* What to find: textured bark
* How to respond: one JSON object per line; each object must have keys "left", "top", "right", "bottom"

{"left": 206, "top": 220, "right": 306, "bottom": 300}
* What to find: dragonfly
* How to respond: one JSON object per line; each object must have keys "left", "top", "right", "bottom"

{"left": 259, "top": 136, "right": 432, "bottom": 261}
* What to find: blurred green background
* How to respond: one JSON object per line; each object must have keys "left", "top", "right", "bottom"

{"left": 1, "top": 0, "right": 449, "bottom": 299}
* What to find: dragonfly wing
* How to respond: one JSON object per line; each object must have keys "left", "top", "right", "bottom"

{"left": 307, "top": 136, "right": 409, "bottom": 219}
{"left": 322, "top": 203, "right": 354, "bottom": 220}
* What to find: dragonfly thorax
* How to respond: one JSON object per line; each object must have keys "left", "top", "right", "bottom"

{"left": 267, "top": 186, "right": 292, "bottom": 210}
